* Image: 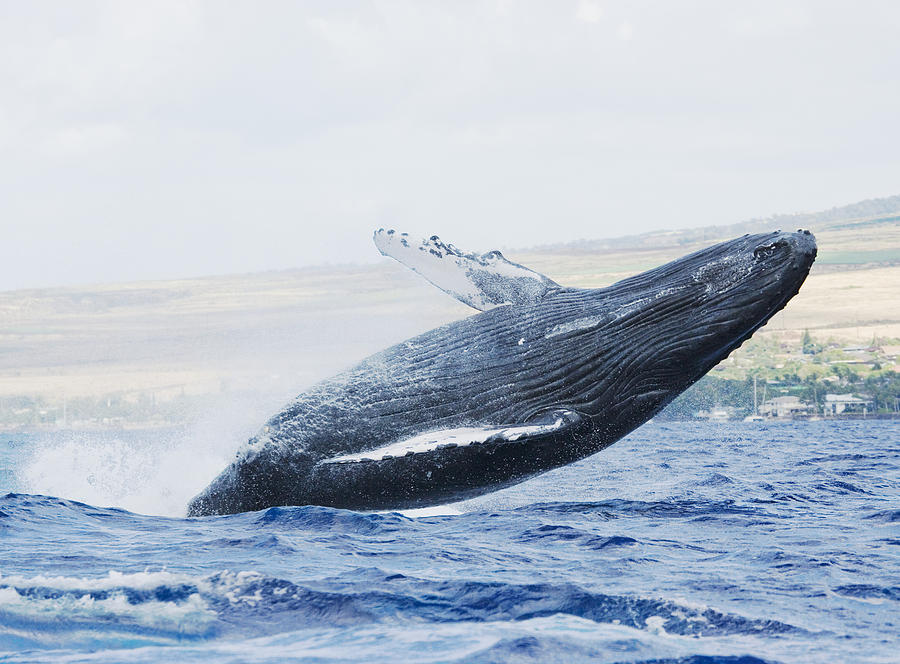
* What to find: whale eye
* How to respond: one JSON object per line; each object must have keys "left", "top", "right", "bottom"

{"left": 753, "top": 243, "right": 778, "bottom": 260}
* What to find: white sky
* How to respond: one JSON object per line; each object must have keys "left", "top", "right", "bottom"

{"left": 1, "top": 1, "right": 899, "bottom": 290}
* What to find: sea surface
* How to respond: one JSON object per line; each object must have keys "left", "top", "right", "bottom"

{"left": 1, "top": 420, "right": 898, "bottom": 663}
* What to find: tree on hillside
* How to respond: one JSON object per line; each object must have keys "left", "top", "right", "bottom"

{"left": 801, "top": 329, "right": 820, "bottom": 354}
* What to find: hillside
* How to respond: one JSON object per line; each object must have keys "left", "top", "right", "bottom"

{"left": 530, "top": 193, "right": 900, "bottom": 257}
{"left": 2, "top": 196, "right": 899, "bottom": 430}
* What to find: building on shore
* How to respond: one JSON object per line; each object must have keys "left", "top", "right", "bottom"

{"left": 758, "top": 396, "right": 814, "bottom": 419}
{"left": 824, "top": 393, "right": 874, "bottom": 416}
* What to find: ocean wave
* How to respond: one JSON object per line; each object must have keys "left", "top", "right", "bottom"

{"left": 796, "top": 453, "right": 876, "bottom": 466}
{"left": 0, "top": 565, "right": 805, "bottom": 653}
{"left": 832, "top": 584, "right": 900, "bottom": 602}
{"left": 514, "top": 499, "right": 764, "bottom": 519}
{"left": 0, "top": 571, "right": 216, "bottom": 650}
{"left": 1, "top": 614, "right": 792, "bottom": 664}
{"left": 461, "top": 642, "right": 780, "bottom": 664}
{"left": 2, "top": 421, "right": 899, "bottom": 663}
{"left": 255, "top": 505, "right": 416, "bottom": 535}
{"left": 863, "top": 509, "right": 900, "bottom": 522}
{"left": 516, "top": 524, "right": 639, "bottom": 550}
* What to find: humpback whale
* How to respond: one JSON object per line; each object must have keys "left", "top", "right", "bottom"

{"left": 188, "top": 229, "right": 816, "bottom": 516}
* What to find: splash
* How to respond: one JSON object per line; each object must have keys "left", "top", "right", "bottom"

{"left": 15, "top": 390, "right": 298, "bottom": 516}
{"left": 19, "top": 429, "right": 227, "bottom": 517}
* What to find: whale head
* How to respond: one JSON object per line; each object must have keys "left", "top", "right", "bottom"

{"left": 531, "top": 230, "right": 817, "bottom": 434}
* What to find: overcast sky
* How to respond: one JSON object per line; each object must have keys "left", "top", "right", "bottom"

{"left": 2, "top": 1, "right": 899, "bottom": 290}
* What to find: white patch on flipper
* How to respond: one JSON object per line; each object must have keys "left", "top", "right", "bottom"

{"left": 324, "top": 419, "right": 566, "bottom": 465}
{"left": 374, "top": 229, "right": 559, "bottom": 311}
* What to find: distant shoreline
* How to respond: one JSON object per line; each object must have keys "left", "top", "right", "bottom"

{"left": 4, "top": 414, "right": 899, "bottom": 436}
{"left": 2, "top": 198, "right": 898, "bottom": 433}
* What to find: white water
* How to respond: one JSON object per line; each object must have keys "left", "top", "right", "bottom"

{"left": 20, "top": 429, "right": 226, "bottom": 517}
{"left": 16, "top": 393, "right": 289, "bottom": 517}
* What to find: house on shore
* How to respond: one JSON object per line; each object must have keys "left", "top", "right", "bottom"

{"left": 824, "top": 393, "right": 874, "bottom": 416}
{"left": 759, "top": 396, "right": 813, "bottom": 419}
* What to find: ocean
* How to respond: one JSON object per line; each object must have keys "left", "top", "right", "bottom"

{"left": 1, "top": 420, "right": 898, "bottom": 663}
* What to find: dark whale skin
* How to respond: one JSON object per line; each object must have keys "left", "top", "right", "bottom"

{"left": 188, "top": 231, "right": 816, "bottom": 515}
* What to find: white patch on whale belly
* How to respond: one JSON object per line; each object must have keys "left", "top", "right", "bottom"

{"left": 324, "top": 419, "right": 566, "bottom": 464}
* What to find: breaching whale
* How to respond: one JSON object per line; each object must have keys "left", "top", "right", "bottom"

{"left": 188, "top": 229, "right": 816, "bottom": 516}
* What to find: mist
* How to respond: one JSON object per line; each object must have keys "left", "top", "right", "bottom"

{"left": 2, "top": 1, "right": 900, "bottom": 290}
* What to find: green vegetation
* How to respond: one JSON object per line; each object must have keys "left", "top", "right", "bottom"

{"left": 661, "top": 335, "right": 900, "bottom": 419}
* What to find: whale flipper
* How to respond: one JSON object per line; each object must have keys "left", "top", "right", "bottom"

{"left": 374, "top": 229, "right": 560, "bottom": 311}
{"left": 322, "top": 409, "right": 586, "bottom": 466}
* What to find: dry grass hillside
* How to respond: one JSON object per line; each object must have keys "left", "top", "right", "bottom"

{"left": 1, "top": 202, "right": 899, "bottom": 429}
{"left": 520, "top": 217, "right": 900, "bottom": 341}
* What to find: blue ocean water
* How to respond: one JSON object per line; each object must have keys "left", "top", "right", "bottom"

{"left": 1, "top": 420, "right": 898, "bottom": 663}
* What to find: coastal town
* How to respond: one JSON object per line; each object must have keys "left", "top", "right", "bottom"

{"left": 1, "top": 332, "right": 897, "bottom": 430}
{"left": 664, "top": 332, "right": 900, "bottom": 421}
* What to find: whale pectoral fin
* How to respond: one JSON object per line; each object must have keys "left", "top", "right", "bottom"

{"left": 374, "top": 229, "right": 560, "bottom": 311}
{"left": 321, "top": 409, "right": 587, "bottom": 465}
